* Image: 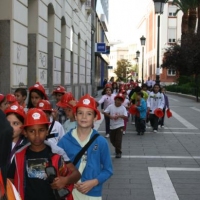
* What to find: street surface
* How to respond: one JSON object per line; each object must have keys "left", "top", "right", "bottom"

{"left": 95, "top": 93, "right": 200, "bottom": 200}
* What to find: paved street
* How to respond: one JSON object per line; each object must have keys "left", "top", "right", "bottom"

{"left": 95, "top": 93, "right": 200, "bottom": 200}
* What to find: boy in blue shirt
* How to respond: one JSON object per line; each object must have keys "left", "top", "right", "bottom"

{"left": 58, "top": 94, "right": 113, "bottom": 199}
{"left": 135, "top": 92, "right": 147, "bottom": 135}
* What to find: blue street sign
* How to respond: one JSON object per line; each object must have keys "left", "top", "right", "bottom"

{"left": 95, "top": 43, "right": 106, "bottom": 53}
{"left": 102, "top": 46, "right": 110, "bottom": 54}
{"left": 108, "top": 66, "right": 113, "bottom": 69}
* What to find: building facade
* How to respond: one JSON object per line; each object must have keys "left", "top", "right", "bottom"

{"left": 109, "top": 43, "right": 138, "bottom": 82}
{"left": 94, "top": 0, "right": 109, "bottom": 89}
{"left": 0, "top": 0, "right": 95, "bottom": 99}
{"left": 136, "top": 0, "right": 182, "bottom": 84}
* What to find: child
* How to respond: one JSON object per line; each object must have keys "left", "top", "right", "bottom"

{"left": 56, "top": 92, "right": 77, "bottom": 134}
{"left": 98, "top": 84, "right": 116, "bottom": 138}
{"left": 134, "top": 92, "right": 147, "bottom": 135}
{"left": 104, "top": 93, "right": 128, "bottom": 158}
{"left": 5, "top": 102, "right": 27, "bottom": 164}
{"left": 51, "top": 85, "right": 67, "bottom": 124}
{"left": 14, "top": 88, "right": 27, "bottom": 108}
{"left": 112, "top": 82, "right": 119, "bottom": 94}
{"left": 8, "top": 108, "right": 80, "bottom": 200}
{"left": 0, "top": 109, "right": 21, "bottom": 200}
{"left": 36, "top": 99, "right": 65, "bottom": 144}
{"left": 0, "top": 93, "right": 8, "bottom": 111}
{"left": 121, "top": 90, "right": 130, "bottom": 135}
{"left": 6, "top": 94, "right": 17, "bottom": 107}
{"left": 27, "top": 82, "right": 48, "bottom": 109}
{"left": 58, "top": 94, "right": 113, "bottom": 199}
{"left": 147, "top": 84, "right": 165, "bottom": 132}
{"left": 159, "top": 87, "right": 169, "bottom": 128}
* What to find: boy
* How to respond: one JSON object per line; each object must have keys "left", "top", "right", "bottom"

{"left": 56, "top": 93, "right": 77, "bottom": 134}
{"left": 36, "top": 99, "right": 65, "bottom": 144}
{"left": 147, "top": 84, "right": 165, "bottom": 132}
{"left": 134, "top": 92, "right": 147, "bottom": 135}
{"left": 51, "top": 86, "right": 67, "bottom": 124}
{"left": 14, "top": 88, "right": 27, "bottom": 108}
{"left": 58, "top": 94, "right": 113, "bottom": 199}
{"left": 8, "top": 108, "right": 80, "bottom": 200}
{"left": 104, "top": 93, "right": 128, "bottom": 158}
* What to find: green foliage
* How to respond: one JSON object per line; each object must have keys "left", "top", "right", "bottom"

{"left": 114, "top": 59, "right": 132, "bottom": 81}
{"left": 162, "top": 34, "right": 200, "bottom": 76}
{"left": 166, "top": 75, "right": 200, "bottom": 96}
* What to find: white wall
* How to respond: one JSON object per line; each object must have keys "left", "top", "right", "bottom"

{"left": 2, "top": 0, "right": 92, "bottom": 89}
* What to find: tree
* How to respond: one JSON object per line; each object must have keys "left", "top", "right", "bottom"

{"left": 162, "top": 34, "right": 200, "bottom": 101}
{"left": 114, "top": 59, "right": 132, "bottom": 81}
{"left": 171, "top": 0, "right": 199, "bottom": 44}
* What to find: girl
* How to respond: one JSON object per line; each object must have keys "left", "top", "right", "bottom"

{"left": 5, "top": 102, "right": 26, "bottom": 164}
{"left": 121, "top": 90, "right": 130, "bottom": 135}
{"left": 159, "top": 87, "right": 169, "bottom": 128}
{"left": 112, "top": 82, "right": 119, "bottom": 94}
{"left": 27, "top": 82, "right": 48, "bottom": 109}
{"left": 0, "top": 109, "right": 21, "bottom": 200}
{"left": 97, "top": 84, "right": 116, "bottom": 138}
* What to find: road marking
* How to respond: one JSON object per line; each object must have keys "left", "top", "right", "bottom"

{"left": 171, "top": 110, "right": 198, "bottom": 129}
{"left": 99, "top": 130, "right": 200, "bottom": 134}
{"left": 111, "top": 155, "right": 200, "bottom": 159}
{"left": 148, "top": 167, "right": 179, "bottom": 200}
{"left": 166, "top": 168, "right": 200, "bottom": 171}
{"left": 191, "top": 107, "right": 200, "bottom": 112}
{"left": 158, "top": 132, "right": 200, "bottom": 134}
{"left": 169, "top": 97, "right": 179, "bottom": 102}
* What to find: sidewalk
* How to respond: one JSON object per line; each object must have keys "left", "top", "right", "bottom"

{"left": 94, "top": 93, "right": 200, "bottom": 200}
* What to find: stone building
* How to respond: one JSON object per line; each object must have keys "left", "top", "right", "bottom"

{"left": 0, "top": 0, "right": 94, "bottom": 99}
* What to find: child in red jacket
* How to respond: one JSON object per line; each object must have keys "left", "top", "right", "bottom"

{"left": 8, "top": 108, "right": 80, "bottom": 200}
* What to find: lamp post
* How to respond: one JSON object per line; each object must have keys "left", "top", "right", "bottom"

{"left": 136, "top": 50, "right": 140, "bottom": 79}
{"left": 140, "top": 36, "right": 146, "bottom": 85}
{"left": 153, "top": 0, "right": 165, "bottom": 84}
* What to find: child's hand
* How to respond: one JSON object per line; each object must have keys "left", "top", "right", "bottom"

{"left": 74, "top": 179, "right": 98, "bottom": 194}
{"left": 51, "top": 176, "right": 67, "bottom": 190}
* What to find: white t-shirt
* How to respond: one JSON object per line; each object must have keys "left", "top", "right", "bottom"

{"left": 47, "top": 117, "right": 65, "bottom": 144}
{"left": 98, "top": 94, "right": 116, "bottom": 110}
{"left": 122, "top": 99, "right": 130, "bottom": 108}
{"left": 104, "top": 104, "right": 128, "bottom": 129}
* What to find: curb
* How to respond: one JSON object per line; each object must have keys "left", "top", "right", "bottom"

{"left": 166, "top": 91, "right": 199, "bottom": 101}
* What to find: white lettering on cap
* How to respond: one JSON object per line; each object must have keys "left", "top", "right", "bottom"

{"left": 57, "top": 88, "right": 61, "bottom": 90}
{"left": 34, "top": 84, "right": 39, "bottom": 87}
{"left": 10, "top": 105, "right": 18, "bottom": 110}
{"left": 39, "top": 102, "right": 44, "bottom": 107}
{"left": 32, "top": 113, "right": 41, "bottom": 120}
{"left": 83, "top": 99, "right": 90, "bottom": 105}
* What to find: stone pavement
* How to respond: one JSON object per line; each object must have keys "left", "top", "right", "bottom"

{"left": 95, "top": 93, "right": 200, "bottom": 200}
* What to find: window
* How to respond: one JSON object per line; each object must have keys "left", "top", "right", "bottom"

{"left": 168, "top": 28, "right": 176, "bottom": 43}
{"left": 168, "top": 5, "right": 177, "bottom": 17}
{"left": 167, "top": 69, "right": 176, "bottom": 76}
{"left": 120, "top": 55, "right": 124, "bottom": 59}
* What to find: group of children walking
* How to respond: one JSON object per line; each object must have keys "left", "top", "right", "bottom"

{"left": 0, "top": 80, "right": 170, "bottom": 199}
{"left": 0, "top": 82, "right": 113, "bottom": 200}
{"left": 97, "top": 81, "right": 170, "bottom": 158}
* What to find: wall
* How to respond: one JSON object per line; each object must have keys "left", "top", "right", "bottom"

{"left": 0, "top": 0, "right": 92, "bottom": 99}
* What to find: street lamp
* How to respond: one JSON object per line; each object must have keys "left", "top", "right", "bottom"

{"left": 136, "top": 51, "right": 140, "bottom": 79}
{"left": 140, "top": 36, "right": 146, "bottom": 85}
{"left": 153, "top": 0, "right": 165, "bottom": 84}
